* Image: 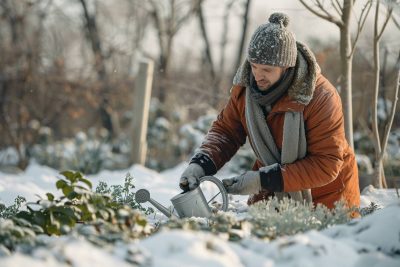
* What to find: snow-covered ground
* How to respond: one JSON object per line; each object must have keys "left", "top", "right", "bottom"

{"left": 0, "top": 161, "right": 242, "bottom": 208}
{"left": 1, "top": 163, "right": 400, "bottom": 267}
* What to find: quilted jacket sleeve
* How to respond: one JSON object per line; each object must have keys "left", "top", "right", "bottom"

{"left": 197, "top": 87, "right": 247, "bottom": 170}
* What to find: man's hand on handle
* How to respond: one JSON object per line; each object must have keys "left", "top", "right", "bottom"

{"left": 222, "top": 163, "right": 283, "bottom": 195}
{"left": 179, "top": 163, "right": 205, "bottom": 191}
{"left": 222, "top": 171, "right": 261, "bottom": 195}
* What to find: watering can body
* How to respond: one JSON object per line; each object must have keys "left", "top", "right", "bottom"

{"left": 135, "top": 176, "right": 228, "bottom": 219}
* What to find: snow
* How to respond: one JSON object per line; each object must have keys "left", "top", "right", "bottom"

{"left": 139, "top": 230, "right": 244, "bottom": 267}
{"left": 1, "top": 163, "right": 400, "bottom": 267}
{"left": 0, "top": 253, "right": 67, "bottom": 267}
{"left": 0, "top": 162, "right": 180, "bottom": 208}
{"left": 324, "top": 203, "right": 400, "bottom": 255}
{"left": 360, "top": 185, "right": 400, "bottom": 208}
{"left": 0, "top": 160, "right": 243, "bottom": 209}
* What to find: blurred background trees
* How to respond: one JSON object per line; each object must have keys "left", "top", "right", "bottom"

{"left": 0, "top": 0, "right": 399, "bottom": 189}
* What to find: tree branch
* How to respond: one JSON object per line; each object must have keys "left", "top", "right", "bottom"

{"left": 349, "top": 0, "right": 373, "bottom": 58}
{"left": 149, "top": 0, "right": 165, "bottom": 57}
{"left": 392, "top": 14, "right": 400, "bottom": 29}
{"left": 197, "top": 0, "right": 215, "bottom": 78}
{"left": 332, "top": 0, "right": 343, "bottom": 17}
{"left": 315, "top": 0, "right": 336, "bottom": 18}
{"left": 380, "top": 52, "right": 400, "bottom": 160}
{"left": 299, "top": 0, "right": 343, "bottom": 27}
{"left": 233, "top": 0, "right": 251, "bottom": 76}
{"left": 173, "top": 0, "right": 201, "bottom": 36}
{"left": 377, "top": 7, "right": 393, "bottom": 40}
{"left": 335, "top": 0, "right": 343, "bottom": 10}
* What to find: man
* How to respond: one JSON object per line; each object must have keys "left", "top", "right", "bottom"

{"left": 179, "top": 12, "right": 360, "bottom": 210}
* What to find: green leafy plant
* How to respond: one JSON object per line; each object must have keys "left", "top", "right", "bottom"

{"left": 14, "top": 171, "right": 150, "bottom": 236}
{"left": 15, "top": 171, "right": 90, "bottom": 235}
{"left": 95, "top": 173, "right": 154, "bottom": 215}
{"left": 0, "top": 196, "right": 26, "bottom": 219}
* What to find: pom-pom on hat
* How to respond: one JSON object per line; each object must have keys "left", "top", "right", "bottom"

{"left": 247, "top": 12, "right": 297, "bottom": 67}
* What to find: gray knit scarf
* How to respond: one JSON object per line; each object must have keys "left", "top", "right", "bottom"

{"left": 249, "top": 67, "right": 295, "bottom": 108}
{"left": 234, "top": 42, "right": 319, "bottom": 204}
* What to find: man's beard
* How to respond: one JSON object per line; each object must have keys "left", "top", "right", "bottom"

{"left": 256, "top": 80, "right": 271, "bottom": 90}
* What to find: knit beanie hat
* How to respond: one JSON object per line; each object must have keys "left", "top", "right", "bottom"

{"left": 247, "top": 12, "right": 297, "bottom": 67}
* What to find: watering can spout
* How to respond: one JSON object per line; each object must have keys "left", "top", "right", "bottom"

{"left": 135, "top": 189, "right": 178, "bottom": 219}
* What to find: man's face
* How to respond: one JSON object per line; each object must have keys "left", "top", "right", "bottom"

{"left": 250, "top": 62, "right": 287, "bottom": 91}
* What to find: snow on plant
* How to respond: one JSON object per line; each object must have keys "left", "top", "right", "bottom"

{"left": 30, "top": 132, "right": 109, "bottom": 174}
{"left": 158, "top": 198, "right": 356, "bottom": 242}
{"left": 0, "top": 218, "right": 43, "bottom": 254}
{"left": 0, "top": 173, "right": 392, "bottom": 264}
{"left": 0, "top": 196, "right": 26, "bottom": 219}
{"left": 95, "top": 173, "right": 154, "bottom": 215}
{"left": 0, "top": 170, "right": 157, "bottom": 256}
{"left": 248, "top": 198, "right": 353, "bottom": 240}
{"left": 359, "top": 202, "right": 381, "bottom": 217}
{"left": 0, "top": 147, "right": 20, "bottom": 166}
{"left": 12, "top": 171, "right": 150, "bottom": 237}
{"left": 29, "top": 129, "right": 131, "bottom": 175}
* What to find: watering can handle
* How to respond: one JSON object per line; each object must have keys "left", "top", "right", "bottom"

{"left": 199, "top": 176, "right": 229, "bottom": 212}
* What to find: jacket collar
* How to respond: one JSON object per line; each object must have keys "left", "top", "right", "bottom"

{"left": 233, "top": 41, "right": 320, "bottom": 113}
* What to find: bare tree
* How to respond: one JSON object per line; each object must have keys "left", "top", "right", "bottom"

{"left": 232, "top": 0, "right": 252, "bottom": 80}
{"left": 0, "top": 0, "right": 77, "bottom": 169}
{"left": 392, "top": 2, "right": 400, "bottom": 29}
{"left": 196, "top": 0, "right": 220, "bottom": 106}
{"left": 78, "top": 0, "right": 117, "bottom": 137}
{"left": 0, "top": 0, "right": 33, "bottom": 169}
{"left": 370, "top": 0, "right": 397, "bottom": 188}
{"left": 147, "top": 0, "right": 200, "bottom": 105}
{"left": 220, "top": 0, "right": 236, "bottom": 78}
{"left": 125, "top": 0, "right": 150, "bottom": 74}
{"left": 299, "top": 0, "right": 373, "bottom": 149}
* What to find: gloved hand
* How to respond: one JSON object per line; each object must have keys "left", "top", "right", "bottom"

{"left": 179, "top": 163, "right": 205, "bottom": 191}
{"left": 223, "top": 163, "right": 283, "bottom": 195}
{"left": 222, "top": 171, "right": 261, "bottom": 195}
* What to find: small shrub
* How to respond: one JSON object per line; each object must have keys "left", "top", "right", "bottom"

{"left": 14, "top": 171, "right": 150, "bottom": 236}
{"left": 0, "top": 196, "right": 26, "bottom": 219}
{"left": 95, "top": 173, "right": 154, "bottom": 215}
{"left": 248, "top": 198, "right": 353, "bottom": 240}
{"left": 0, "top": 218, "right": 43, "bottom": 253}
{"left": 360, "top": 202, "right": 381, "bottom": 217}
{"left": 30, "top": 130, "right": 131, "bottom": 174}
{"left": 159, "top": 197, "right": 354, "bottom": 241}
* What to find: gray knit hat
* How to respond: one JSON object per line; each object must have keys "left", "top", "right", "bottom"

{"left": 247, "top": 12, "right": 297, "bottom": 67}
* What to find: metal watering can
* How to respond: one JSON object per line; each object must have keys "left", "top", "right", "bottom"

{"left": 135, "top": 176, "right": 228, "bottom": 219}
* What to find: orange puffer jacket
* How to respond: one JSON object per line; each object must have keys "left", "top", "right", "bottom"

{"left": 198, "top": 73, "right": 360, "bottom": 209}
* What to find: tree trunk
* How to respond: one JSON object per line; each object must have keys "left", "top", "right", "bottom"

{"left": 79, "top": 0, "right": 114, "bottom": 137}
{"left": 157, "top": 38, "right": 172, "bottom": 106}
{"left": 370, "top": 1, "right": 395, "bottom": 189}
{"left": 379, "top": 47, "right": 389, "bottom": 139}
{"left": 232, "top": 0, "right": 251, "bottom": 81}
{"left": 197, "top": 0, "right": 218, "bottom": 107}
{"left": 219, "top": 0, "right": 235, "bottom": 79}
{"left": 371, "top": 2, "right": 383, "bottom": 188}
{"left": 339, "top": 0, "right": 354, "bottom": 149}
